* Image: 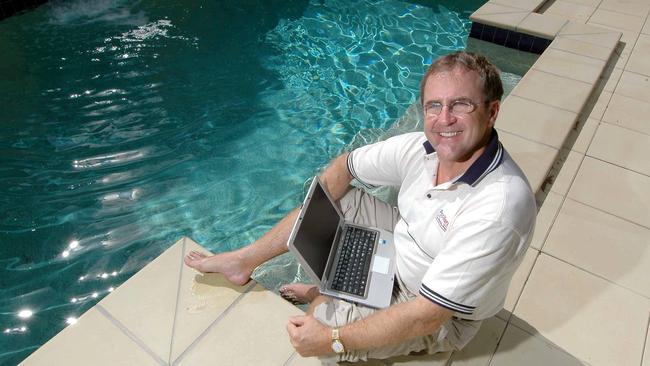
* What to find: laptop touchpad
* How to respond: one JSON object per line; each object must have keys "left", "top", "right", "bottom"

{"left": 371, "top": 256, "right": 390, "bottom": 275}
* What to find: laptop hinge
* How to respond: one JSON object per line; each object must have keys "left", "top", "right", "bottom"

{"left": 322, "top": 224, "right": 345, "bottom": 286}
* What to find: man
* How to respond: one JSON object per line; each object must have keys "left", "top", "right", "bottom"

{"left": 184, "top": 51, "right": 536, "bottom": 363}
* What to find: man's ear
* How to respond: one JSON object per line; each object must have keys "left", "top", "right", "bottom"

{"left": 487, "top": 100, "right": 500, "bottom": 128}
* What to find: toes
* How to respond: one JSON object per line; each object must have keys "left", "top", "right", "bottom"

{"left": 186, "top": 251, "right": 204, "bottom": 260}
{"left": 280, "top": 291, "right": 305, "bottom": 306}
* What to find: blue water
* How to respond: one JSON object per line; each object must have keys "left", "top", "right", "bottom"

{"left": 0, "top": 0, "right": 494, "bottom": 363}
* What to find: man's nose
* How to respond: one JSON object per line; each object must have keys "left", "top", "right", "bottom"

{"left": 436, "top": 106, "right": 456, "bottom": 125}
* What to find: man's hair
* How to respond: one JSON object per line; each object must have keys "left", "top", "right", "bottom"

{"left": 419, "top": 51, "right": 504, "bottom": 106}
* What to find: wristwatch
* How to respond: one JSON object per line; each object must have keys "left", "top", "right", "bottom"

{"left": 331, "top": 328, "right": 345, "bottom": 354}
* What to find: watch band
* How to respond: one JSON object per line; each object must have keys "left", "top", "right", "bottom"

{"left": 331, "top": 328, "right": 345, "bottom": 354}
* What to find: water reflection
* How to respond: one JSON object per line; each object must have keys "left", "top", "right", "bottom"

{"left": 60, "top": 239, "right": 82, "bottom": 259}
{"left": 17, "top": 309, "right": 33, "bottom": 319}
{"left": 101, "top": 188, "right": 141, "bottom": 203}
{"left": 0, "top": 1, "right": 494, "bottom": 364}
{"left": 3, "top": 326, "right": 27, "bottom": 334}
{"left": 72, "top": 149, "right": 148, "bottom": 169}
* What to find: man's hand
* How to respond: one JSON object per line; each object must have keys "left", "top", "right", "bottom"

{"left": 286, "top": 315, "right": 333, "bottom": 357}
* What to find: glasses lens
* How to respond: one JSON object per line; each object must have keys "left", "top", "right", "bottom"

{"left": 451, "top": 101, "right": 474, "bottom": 114}
{"left": 426, "top": 104, "right": 442, "bottom": 116}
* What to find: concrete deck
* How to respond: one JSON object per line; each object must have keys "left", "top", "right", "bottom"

{"left": 19, "top": 1, "right": 650, "bottom": 365}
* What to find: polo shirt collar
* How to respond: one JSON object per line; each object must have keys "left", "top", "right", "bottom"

{"left": 421, "top": 129, "right": 504, "bottom": 187}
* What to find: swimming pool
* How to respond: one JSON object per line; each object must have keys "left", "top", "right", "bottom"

{"left": 0, "top": 0, "right": 533, "bottom": 363}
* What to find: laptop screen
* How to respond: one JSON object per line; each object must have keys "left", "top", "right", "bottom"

{"left": 292, "top": 180, "right": 341, "bottom": 280}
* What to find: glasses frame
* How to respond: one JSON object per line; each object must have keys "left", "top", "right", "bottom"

{"left": 424, "top": 99, "right": 491, "bottom": 118}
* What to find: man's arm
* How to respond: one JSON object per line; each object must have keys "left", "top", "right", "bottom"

{"left": 319, "top": 152, "right": 353, "bottom": 201}
{"left": 287, "top": 295, "right": 453, "bottom": 357}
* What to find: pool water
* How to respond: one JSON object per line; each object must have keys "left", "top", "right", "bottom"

{"left": 0, "top": 0, "right": 528, "bottom": 363}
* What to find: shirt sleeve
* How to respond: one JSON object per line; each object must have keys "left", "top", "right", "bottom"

{"left": 419, "top": 218, "right": 524, "bottom": 317}
{"left": 348, "top": 132, "right": 426, "bottom": 188}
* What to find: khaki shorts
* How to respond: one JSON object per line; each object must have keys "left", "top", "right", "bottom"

{"left": 314, "top": 188, "right": 482, "bottom": 363}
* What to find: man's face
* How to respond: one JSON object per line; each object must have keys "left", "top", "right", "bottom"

{"left": 422, "top": 67, "right": 499, "bottom": 167}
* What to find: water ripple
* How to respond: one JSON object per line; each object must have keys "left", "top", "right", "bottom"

{"left": 0, "top": 1, "right": 513, "bottom": 364}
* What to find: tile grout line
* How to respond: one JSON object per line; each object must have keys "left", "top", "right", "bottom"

{"left": 615, "top": 23, "right": 644, "bottom": 72}
{"left": 583, "top": 154, "right": 650, "bottom": 179}
{"left": 559, "top": 29, "right": 622, "bottom": 36}
{"left": 586, "top": 20, "right": 644, "bottom": 35}
{"left": 283, "top": 351, "right": 298, "bottom": 366}
{"left": 171, "top": 280, "right": 258, "bottom": 366}
{"left": 583, "top": 1, "right": 599, "bottom": 26}
{"left": 589, "top": 6, "right": 649, "bottom": 20}
{"left": 548, "top": 42, "right": 615, "bottom": 61}
{"left": 95, "top": 304, "right": 168, "bottom": 366}
{"left": 555, "top": 0, "right": 603, "bottom": 11}
{"left": 641, "top": 314, "right": 649, "bottom": 366}
{"left": 561, "top": 194, "right": 650, "bottom": 232}
{"left": 488, "top": 307, "right": 522, "bottom": 366}
{"left": 612, "top": 87, "right": 650, "bottom": 106}
{"left": 538, "top": 250, "right": 650, "bottom": 300}
{"left": 505, "top": 93, "right": 583, "bottom": 115}
{"left": 166, "top": 237, "right": 187, "bottom": 365}
{"left": 496, "top": 126, "right": 566, "bottom": 151}
{"left": 490, "top": 247, "right": 546, "bottom": 365}
{"left": 547, "top": 117, "right": 599, "bottom": 199}
{"left": 586, "top": 123, "right": 650, "bottom": 173}
{"left": 501, "top": 317, "right": 592, "bottom": 365}
{"left": 599, "top": 119, "right": 650, "bottom": 138}
{"left": 528, "top": 42, "right": 618, "bottom": 249}
{"left": 527, "top": 66, "right": 600, "bottom": 86}
{"left": 536, "top": 186, "right": 573, "bottom": 253}
{"left": 619, "top": 68, "right": 650, "bottom": 79}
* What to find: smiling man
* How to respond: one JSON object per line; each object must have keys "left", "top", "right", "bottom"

{"left": 184, "top": 51, "right": 536, "bottom": 363}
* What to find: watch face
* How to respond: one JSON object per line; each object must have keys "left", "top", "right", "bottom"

{"left": 332, "top": 340, "right": 345, "bottom": 354}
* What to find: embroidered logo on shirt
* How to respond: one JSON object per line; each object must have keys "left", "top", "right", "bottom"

{"left": 435, "top": 209, "right": 449, "bottom": 232}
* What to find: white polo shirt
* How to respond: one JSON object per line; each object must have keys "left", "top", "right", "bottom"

{"left": 347, "top": 131, "right": 536, "bottom": 320}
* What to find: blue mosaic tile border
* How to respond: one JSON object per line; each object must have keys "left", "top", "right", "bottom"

{"left": 470, "top": 22, "right": 552, "bottom": 54}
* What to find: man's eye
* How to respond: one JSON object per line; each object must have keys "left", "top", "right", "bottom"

{"left": 451, "top": 101, "right": 473, "bottom": 112}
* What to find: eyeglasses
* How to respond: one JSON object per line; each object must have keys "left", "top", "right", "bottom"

{"left": 424, "top": 99, "right": 488, "bottom": 118}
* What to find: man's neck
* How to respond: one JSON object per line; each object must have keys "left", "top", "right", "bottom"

{"left": 435, "top": 146, "right": 487, "bottom": 186}
{"left": 436, "top": 162, "right": 464, "bottom": 186}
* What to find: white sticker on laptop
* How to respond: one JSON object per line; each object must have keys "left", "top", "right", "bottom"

{"left": 371, "top": 256, "right": 390, "bottom": 275}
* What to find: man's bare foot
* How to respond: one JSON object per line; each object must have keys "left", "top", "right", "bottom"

{"left": 184, "top": 250, "right": 252, "bottom": 286}
{"left": 279, "top": 283, "right": 320, "bottom": 305}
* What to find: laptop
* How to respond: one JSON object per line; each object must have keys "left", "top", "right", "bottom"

{"left": 287, "top": 176, "right": 396, "bottom": 309}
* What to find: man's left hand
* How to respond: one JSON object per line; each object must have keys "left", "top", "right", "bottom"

{"left": 286, "top": 315, "right": 333, "bottom": 357}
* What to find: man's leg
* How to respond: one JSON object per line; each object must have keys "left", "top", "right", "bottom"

{"left": 279, "top": 187, "right": 399, "bottom": 302}
{"left": 184, "top": 208, "right": 300, "bottom": 285}
{"left": 184, "top": 153, "right": 354, "bottom": 285}
{"left": 289, "top": 189, "right": 481, "bottom": 362}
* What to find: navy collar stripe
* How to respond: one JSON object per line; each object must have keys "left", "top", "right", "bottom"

{"left": 423, "top": 140, "right": 435, "bottom": 154}
{"left": 472, "top": 142, "right": 503, "bottom": 185}
{"left": 421, "top": 129, "right": 503, "bottom": 187}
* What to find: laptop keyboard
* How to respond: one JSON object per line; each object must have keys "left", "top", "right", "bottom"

{"left": 331, "top": 226, "right": 377, "bottom": 297}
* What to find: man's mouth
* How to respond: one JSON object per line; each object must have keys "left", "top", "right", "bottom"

{"left": 438, "top": 131, "right": 462, "bottom": 138}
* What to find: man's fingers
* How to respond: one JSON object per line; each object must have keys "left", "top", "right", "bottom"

{"left": 288, "top": 315, "right": 305, "bottom": 326}
{"left": 286, "top": 323, "right": 296, "bottom": 344}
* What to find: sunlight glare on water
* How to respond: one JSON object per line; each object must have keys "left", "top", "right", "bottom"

{"left": 0, "top": 0, "right": 502, "bottom": 363}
